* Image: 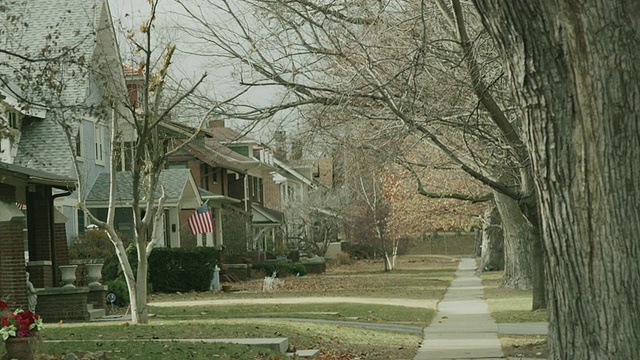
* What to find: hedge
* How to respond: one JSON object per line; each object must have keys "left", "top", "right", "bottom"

{"left": 252, "top": 261, "right": 307, "bottom": 277}
{"left": 148, "top": 247, "right": 219, "bottom": 292}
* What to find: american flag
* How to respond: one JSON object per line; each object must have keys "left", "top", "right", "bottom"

{"left": 188, "top": 203, "right": 214, "bottom": 235}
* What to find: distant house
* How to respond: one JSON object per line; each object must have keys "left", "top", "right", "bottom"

{"left": 164, "top": 120, "right": 285, "bottom": 259}
{"left": 84, "top": 169, "right": 202, "bottom": 247}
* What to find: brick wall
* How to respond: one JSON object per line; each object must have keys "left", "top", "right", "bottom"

{"left": 0, "top": 217, "right": 29, "bottom": 309}
{"left": 54, "top": 222, "right": 70, "bottom": 267}
{"left": 26, "top": 263, "right": 53, "bottom": 288}
{"left": 262, "top": 172, "right": 281, "bottom": 211}
{"left": 37, "top": 289, "right": 89, "bottom": 321}
{"left": 87, "top": 287, "right": 107, "bottom": 310}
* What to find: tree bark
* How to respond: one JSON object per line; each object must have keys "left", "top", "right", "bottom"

{"left": 494, "top": 192, "right": 532, "bottom": 289}
{"left": 473, "top": 1, "right": 640, "bottom": 358}
{"left": 494, "top": 191, "right": 546, "bottom": 310}
{"left": 480, "top": 205, "right": 503, "bottom": 271}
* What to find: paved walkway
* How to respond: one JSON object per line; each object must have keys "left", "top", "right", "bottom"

{"left": 414, "top": 258, "right": 504, "bottom": 360}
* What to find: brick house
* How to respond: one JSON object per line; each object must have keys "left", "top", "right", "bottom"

{"left": 163, "top": 120, "right": 286, "bottom": 259}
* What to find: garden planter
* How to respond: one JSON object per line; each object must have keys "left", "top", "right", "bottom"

{"left": 4, "top": 336, "right": 37, "bottom": 360}
{"left": 85, "top": 263, "right": 104, "bottom": 286}
{"left": 59, "top": 265, "right": 78, "bottom": 288}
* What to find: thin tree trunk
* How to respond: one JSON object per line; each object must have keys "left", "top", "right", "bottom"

{"left": 480, "top": 205, "right": 503, "bottom": 271}
{"left": 136, "top": 242, "right": 149, "bottom": 324}
{"left": 473, "top": 1, "right": 640, "bottom": 357}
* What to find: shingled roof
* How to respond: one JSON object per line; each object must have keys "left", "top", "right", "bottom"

{"left": 85, "top": 169, "right": 198, "bottom": 206}
{"left": 2, "top": 0, "right": 112, "bottom": 177}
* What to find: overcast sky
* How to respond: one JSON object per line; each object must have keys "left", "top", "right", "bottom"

{"left": 107, "top": 0, "right": 300, "bottom": 143}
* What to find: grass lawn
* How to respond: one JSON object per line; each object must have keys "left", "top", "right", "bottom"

{"left": 480, "top": 270, "right": 548, "bottom": 359}
{"left": 38, "top": 320, "right": 423, "bottom": 359}
{"left": 480, "top": 271, "right": 547, "bottom": 323}
{"left": 150, "top": 302, "right": 434, "bottom": 326}
{"left": 29, "top": 254, "right": 456, "bottom": 360}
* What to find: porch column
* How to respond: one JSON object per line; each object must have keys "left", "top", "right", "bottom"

{"left": 0, "top": 200, "right": 28, "bottom": 309}
{"left": 214, "top": 209, "right": 223, "bottom": 249}
{"left": 26, "top": 185, "right": 54, "bottom": 287}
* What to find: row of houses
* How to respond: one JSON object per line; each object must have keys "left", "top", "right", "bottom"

{"left": 0, "top": 0, "right": 338, "bottom": 317}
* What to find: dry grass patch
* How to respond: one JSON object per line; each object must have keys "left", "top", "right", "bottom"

{"left": 500, "top": 334, "right": 547, "bottom": 358}
{"left": 150, "top": 255, "right": 458, "bottom": 303}
{"left": 40, "top": 319, "right": 422, "bottom": 360}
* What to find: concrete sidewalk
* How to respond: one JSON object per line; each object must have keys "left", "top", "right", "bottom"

{"left": 414, "top": 258, "right": 504, "bottom": 360}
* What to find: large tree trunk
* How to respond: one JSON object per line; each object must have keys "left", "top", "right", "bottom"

{"left": 494, "top": 192, "right": 546, "bottom": 310}
{"left": 494, "top": 192, "right": 532, "bottom": 288}
{"left": 480, "top": 205, "right": 503, "bottom": 271}
{"left": 473, "top": 1, "right": 640, "bottom": 358}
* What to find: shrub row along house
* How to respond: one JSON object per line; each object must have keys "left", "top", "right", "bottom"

{"left": 0, "top": 0, "right": 337, "bottom": 321}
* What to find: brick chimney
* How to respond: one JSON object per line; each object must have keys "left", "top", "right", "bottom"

{"left": 208, "top": 120, "right": 225, "bottom": 128}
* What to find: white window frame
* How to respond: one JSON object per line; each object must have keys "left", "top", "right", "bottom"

{"left": 94, "top": 124, "right": 105, "bottom": 164}
{"left": 75, "top": 123, "right": 84, "bottom": 160}
{"left": 8, "top": 110, "right": 20, "bottom": 129}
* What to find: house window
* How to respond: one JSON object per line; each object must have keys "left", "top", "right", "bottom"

{"left": 8, "top": 110, "right": 20, "bottom": 129}
{"left": 77, "top": 209, "right": 86, "bottom": 235}
{"left": 287, "top": 184, "right": 294, "bottom": 201}
{"left": 201, "top": 164, "right": 210, "bottom": 191}
{"left": 211, "top": 169, "right": 218, "bottom": 184}
{"left": 75, "top": 124, "right": 83, "bottom": 159}
{"left": 167, "top": 162, "right": 188, "bottom": 169}
{"left": 115, "top": 141, "right": 135, "bottom": 171}
{"left": 251, "top": 176, "right": 257, "bottom": 197}
{"left": 94, "top": 124, "right": 105, "bottom": 164}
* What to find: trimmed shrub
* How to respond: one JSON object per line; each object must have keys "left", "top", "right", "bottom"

{"left": 105, "top": 279, "right": 129, "bottom": 307}
{"left": 148, "top": 247, "right": 219, "bottom": 293}
{"left": 252, "top": 261, "right": 307, "bottom": 277}
{"left": 302, "top": 261, "right": 326, "bottom": 274}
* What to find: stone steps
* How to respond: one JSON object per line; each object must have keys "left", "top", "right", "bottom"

{"left": 287, "top": 349, "right": 320, "bottom": 358}
{"left": 86, "top": 304, "right": 105, "bottom": 321}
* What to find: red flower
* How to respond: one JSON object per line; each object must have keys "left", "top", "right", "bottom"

{"left": 0, "top": 300, "right": 7, "bottom": 311}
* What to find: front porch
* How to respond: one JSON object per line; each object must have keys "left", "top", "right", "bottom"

{"left": 0, "top": 162, "right": 105, "bottom": 322}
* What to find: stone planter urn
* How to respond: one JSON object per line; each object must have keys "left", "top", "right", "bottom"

{"left": 85, "top": 263, "right": 104, "bottom": 286}
{"left": 59, "top": 265, "right": 78, "bottom": 288}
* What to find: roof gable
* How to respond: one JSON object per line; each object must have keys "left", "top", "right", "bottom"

{"left": 85, "top": 169, "right": 198, "bottom": 206}
{"left": 2, "top": 0, "right": 127, "bottom": 177}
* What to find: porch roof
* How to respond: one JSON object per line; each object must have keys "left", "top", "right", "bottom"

{"left": 0, "top": 161, "right": 76, "bottom": 189}
{"left": 252, "top": 203, "right": 284, "bottom": 226}
{"left": 198, "top": 188, "right": 242, "bottom": 204}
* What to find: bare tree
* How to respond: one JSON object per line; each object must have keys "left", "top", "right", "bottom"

{"left": 174, "top": 0, "right": 545, "bottom": 307}
{"left": 472, "top": 0, "right": 640, "bottom": 358}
